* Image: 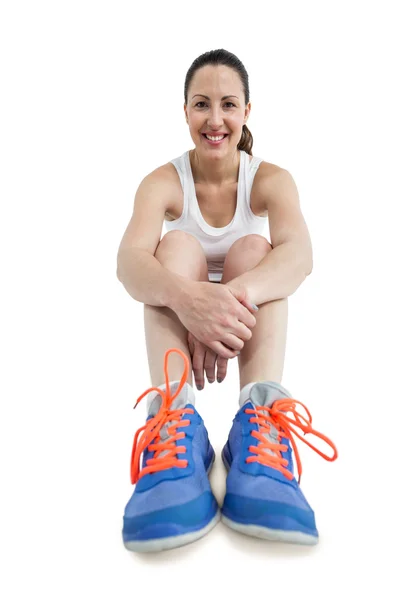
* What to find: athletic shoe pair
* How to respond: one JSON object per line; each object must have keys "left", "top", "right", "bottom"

{"left": 122, "top": 348, "right": 338, "bottom": 552}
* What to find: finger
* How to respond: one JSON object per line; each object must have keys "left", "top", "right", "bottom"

{"left": 216, "top": 355, "right": 228, "bottom": 383}
{"left": 191, "top": 344, "right": 206, "bottom": 390}
{"left": 187, "top": 334, "right": 194, "bottom": 356}
{"left": 210, "top": 340, "right": 240, "bottom": 359}
{"left": 237, "top": 304, "right": 257, "bottom": 329}
{"left": 220, "top": 333, "right": 245, "bottom": 352}
{"left": 232, "top": 321, "right": 253, "bottom": 342}
{"left": 204, "top": 349, "right": 217, "bottom": 383}
{"left": 239, "top": 299, "right": 259, "bottom": 314}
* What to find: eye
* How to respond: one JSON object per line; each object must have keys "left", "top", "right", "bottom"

{"left": 194, "top": 102, "right": 236, "bottom": 108}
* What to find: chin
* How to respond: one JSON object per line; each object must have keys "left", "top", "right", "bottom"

{"left": 194, "top": 137, "right": 239, "bottom": 150}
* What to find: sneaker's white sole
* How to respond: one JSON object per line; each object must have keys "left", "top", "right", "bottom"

{"left": 123, "top": 452, "right": 219, "bottom": 553}
{"left": 124, "top": 510, "right": 220, "bottom": 553}
{"left": 221, "top": 514, "right": 318, "bottom": 545}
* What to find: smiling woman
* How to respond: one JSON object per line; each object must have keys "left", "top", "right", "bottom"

{"left": 117, "top": 48, "right": 336, "bottom": 554}
{"left": 184, "top": 53, "right": 253, "bottom": 161}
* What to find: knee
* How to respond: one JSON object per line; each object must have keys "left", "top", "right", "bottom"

{"left": 154, "top": 230, "right": 208, "bottom": 281}
{"left": 155, "top": 230, "right": 204, "bottom": 258}
{"left": 222, "top": 235, "right": 272, "bottom": 282}
{"left": 227, "top": 234, "right": 272, "bottom": 259}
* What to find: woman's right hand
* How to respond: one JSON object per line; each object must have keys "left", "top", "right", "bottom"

{"left": 173, "top": 280, "right": 258, "bottom": 359}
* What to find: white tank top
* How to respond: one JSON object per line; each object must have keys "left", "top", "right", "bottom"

{"left": 164, "top": 149, "right": 270, "bottom": 282}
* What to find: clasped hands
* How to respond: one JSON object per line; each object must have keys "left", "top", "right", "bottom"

{"left": 180, "top": 281, "right": 259, "bottom": 390}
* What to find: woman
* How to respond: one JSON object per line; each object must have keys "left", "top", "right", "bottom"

{"left": 117, "top": 49, "right": 337, "bottom": 553}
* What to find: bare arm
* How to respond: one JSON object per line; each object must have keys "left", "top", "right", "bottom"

{"left": 116, "top": 166, "right": 190, "bottom": 309}
{"left": 117, "top": 246, "right": 191, "bottom": 309}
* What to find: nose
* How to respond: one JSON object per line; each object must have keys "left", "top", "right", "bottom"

{"left": 207, "top": 107, "right": 224, "bottom": 129}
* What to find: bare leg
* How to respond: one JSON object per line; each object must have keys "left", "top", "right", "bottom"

{"left": 144, "top": 230, "right": 209, "bottom": 387}
{"left": 220, "top": 234, "right": 289, "bottom": 388}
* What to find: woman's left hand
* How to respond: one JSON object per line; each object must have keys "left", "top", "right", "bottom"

{"left": 187, "top": 331, "right": 229, "bottom": 389}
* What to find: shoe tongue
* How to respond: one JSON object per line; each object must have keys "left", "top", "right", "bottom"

{"left": 147, "top": 382, "right": 194, "bottom": 460}
{"left": 248, "top": 381, "right": 293, "bottom": 457}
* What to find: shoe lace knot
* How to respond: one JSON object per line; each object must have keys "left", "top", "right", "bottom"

{"left": 245, "top": 398, "right": 338, "bottom": 483}
{"left": 130, "top": 348, "right": 193, "bottom": 484}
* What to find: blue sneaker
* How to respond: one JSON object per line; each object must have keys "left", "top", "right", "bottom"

{"left": 221, "top": 382, "right": 338, "bottom": 545}
{"left": 122, "top": 348, "right": 220, "bottom": 552}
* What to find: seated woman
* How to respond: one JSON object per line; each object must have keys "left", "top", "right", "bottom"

{"left": 117, "top": 48, "right": 338, "bottom": 553}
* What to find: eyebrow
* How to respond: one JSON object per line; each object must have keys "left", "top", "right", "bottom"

{"left": 192, "top": 94, "right": 239, "bottom": 100}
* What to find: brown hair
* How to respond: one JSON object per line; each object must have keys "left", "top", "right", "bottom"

{"left": 184, "top": 49, "right": 253, "bottom": 156}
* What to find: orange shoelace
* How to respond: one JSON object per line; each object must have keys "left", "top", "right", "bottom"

{"left": 130, "top": 348, "right": 193, "bottom": 484}
{"left": 245, "top": 398, "right": 338, "bottom": 483}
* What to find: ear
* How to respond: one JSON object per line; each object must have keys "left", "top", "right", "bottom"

{"left": 244, "top": 101, "right": 251, "bottom": 122}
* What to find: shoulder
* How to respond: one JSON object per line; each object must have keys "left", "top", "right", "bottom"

{"left": 252, "top": 158, "right": 283, "bottom": 180}
{"left": 252, "top": 160, "right": 298, "bottom": 212}
{"left": 146, "top": 159, "right": 183, "bottom": 187}
{"left": 140, "top": 159, "right": 183, "bottom": 206}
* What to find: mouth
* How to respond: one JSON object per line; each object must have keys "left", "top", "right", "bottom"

{"left": 202, "top": 133, "right": 229, "bottom": 145}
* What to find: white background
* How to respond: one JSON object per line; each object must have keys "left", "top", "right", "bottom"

{"left": 1, "top": 0, "right": 399, "bottom": 598}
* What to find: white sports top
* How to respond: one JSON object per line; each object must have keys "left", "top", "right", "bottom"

{"left": 164, "top": 149, "right": 270, "bottom": 282}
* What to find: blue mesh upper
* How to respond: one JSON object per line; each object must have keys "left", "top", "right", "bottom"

{"left": 124, "top": 406, "right": 214, "bottom": 519}
{"left": 223, "top": 402, "right": 315, "bottom": 515}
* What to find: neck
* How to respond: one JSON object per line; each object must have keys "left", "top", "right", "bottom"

{"left": 189, "top": 149, "right": 241, "bottom": 186}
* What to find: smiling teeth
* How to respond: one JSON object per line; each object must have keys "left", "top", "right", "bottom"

{"left": 206, "top": 135, "right": 225, "bottom": 141}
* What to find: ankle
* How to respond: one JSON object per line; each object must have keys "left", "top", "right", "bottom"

{"left": 239, "top": 380, "right": 292, "bottom": 407}
{"left": 146, "top": 380, "right": 195, "bottom": 414}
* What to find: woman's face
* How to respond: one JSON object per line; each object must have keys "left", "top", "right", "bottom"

{"left": 184, "top": 65, "right": 250, "bottom": 155}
